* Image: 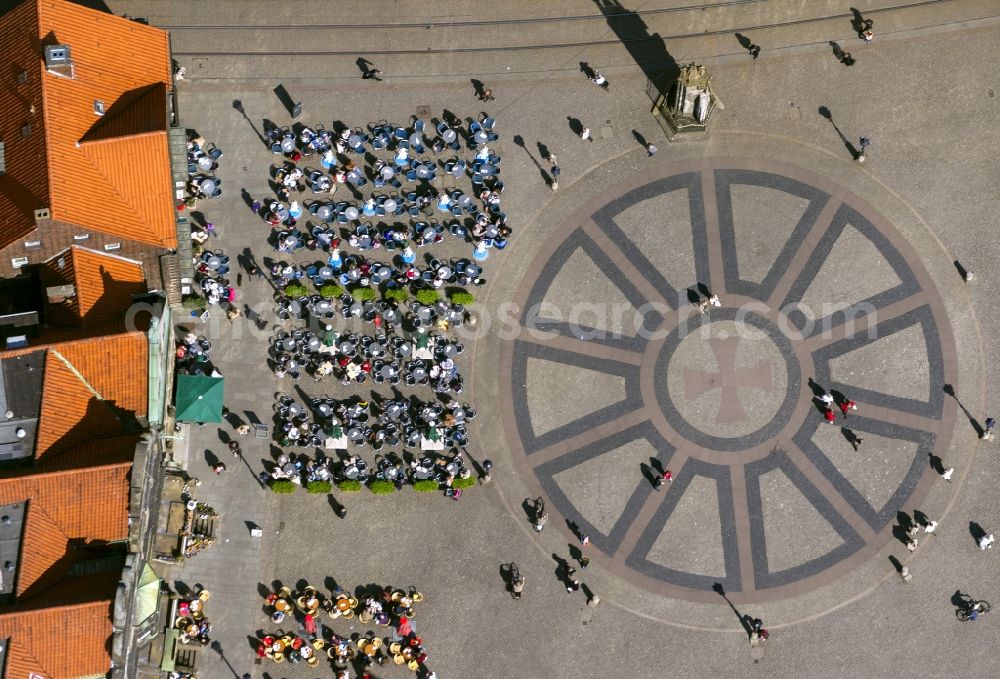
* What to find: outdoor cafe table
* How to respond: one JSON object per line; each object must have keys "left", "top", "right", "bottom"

{"left": 274, "top": 598, "right": 292, "bottom": 612}
{"left": 281, "top": 137, "right": 295, "bottom": 153}
{"left": 442, "top": 129, "right": 457, "bottom": 143}
{"left": 416, "top": 165, "right": 433, "bottom": 179}
{"left": 196, "top": 155, "right": 213, "bottom": 172}
{"left": 380, "top": 166, "right": 395, "bottom": 179}
{"left": 317, "top": 205, "right": 334, "bottom": 221}
{"left": 473, "top": 130, "right": 488, "bottom": 145}
{"left": 199, "top": 178, "right": 217, "bottom": 194}
{"left": 318, "top": 266, "right": 334, "bottom": 279}
{"left": 383, "top": 198, "right": 398, "bottom": 212}
{"left": 345, "top": 206, "right": 359, "bottom": 220}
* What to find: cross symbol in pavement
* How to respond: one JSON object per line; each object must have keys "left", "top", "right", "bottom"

{"left": 683, "top": 336, "right": 773, "bottom": 424}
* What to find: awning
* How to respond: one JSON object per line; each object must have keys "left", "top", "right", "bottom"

{"left": 175, "top": 373, "right": 224, "bottom": 422}
{"left": 135, "top": 563, "right": 161, "bottom": 625}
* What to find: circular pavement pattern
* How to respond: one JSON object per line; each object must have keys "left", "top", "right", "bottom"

{"left": 500, "top": 160, "right": 958, "bottom": 602}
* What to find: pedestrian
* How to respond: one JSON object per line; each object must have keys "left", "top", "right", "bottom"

{"left": 842, "top": 51, "right": 855, "bottom": 66}
{"left": 533, "top": 510, "right": 548, "bottom": 532}
{"left": 550, "top": 163, "right": 560, "bottom": 192}
{"left": 858, "top": 136, "right": 870, "bottom": 163}
{"left": 479, "top": 87, "right": 494, "bottom": 102}
{"left": 512, "top": 575, "right": 524, "bottom": 599}
{"left": 362, "top": 67, "right": 383, "bottom": 80}
{"left": 580, "top": 534, "right": 590, "bottom": 547}
{"left": 580, "top": 127, "right": 591, "bottom": 142}
{"left": 819, "top": 392, "right": 835, "bottom": 407}
{"left": 225, "top": 306, "right": 241, "bottom": 321}
{"left": 824, "top": 408, "right": 836, "bottom": 424}
{"left": 566, "top": 579, "right": 581, "bottom": 593}
{"left": 941, "top": 467, "right": 954, "bottom": 481}
{"left": 840, "top": 399, "right": 857, "bottom": 418}
{"left": 749, "top": 43, "right": 761, "bottom": 59}
{"left": 579, "top": 556, "right": 590, "bottom": 568}
{"left": 982, "top": 417, "right": 995, "bottom": 440}
{"left": 481, "top": 458, "right": 493, "bottom": 485}
{"left": 586, "top": 593, "right": 600, "bottom": 607}
{"left": 229, "top": 440, "right": 242, "bottom": 458}
{"left": 906, "top": 537, "right": 918, "bottom": 552}
{"left": 862, "top": 28, "right": 873, "bottom": 43}
{"left": 923, "top": 520, "right": 938, "bottom": 533}
{"left": 237, "top": 423, "right": 250, "bottom": 436}
{"left": 213, "top": 462, "right": 226, "bottom": 474}
{"left": 646, "top": 143, "right": 657, "bottom": 157}
{"left": 655, "top": 469, "right": 673, "bottom": 489}
{"left": 752, "top": 618, "right": 763, "bottom": 633}
{"left": 590, "top": 71, "right": 609, "bottom": 89}
{"left": 979, "top": 533, "right": 995, "bottom": 550}
{"left": 850, "top": 432, "right": 863, "bottom": 451}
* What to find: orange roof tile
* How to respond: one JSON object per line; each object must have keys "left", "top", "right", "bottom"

{"left": 0, "top": 0, "right": 49, "bottom": 249}
{"left": 0, "top": 0, "right": 177, "bottom": 251}
{"left": 41, "top": 245, "right": 147, "bottom": 329}
{"left": 31, "top": 331, "right": 148, "bottom": 462}
{"left": 0, "top": 461, "right": 131, "bottom": 598}
{"left": 0, "top": 600, "right": 114, "bottom": 679}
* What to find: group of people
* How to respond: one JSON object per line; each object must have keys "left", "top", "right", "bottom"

{"left": 257, "top": 581, "right": 437, "bottom": 677}
{"left": 174, "top": 333, "right": 222, "bottom": 379}
{"left": 173, "top": 588, "right": 213, "bottom": 647}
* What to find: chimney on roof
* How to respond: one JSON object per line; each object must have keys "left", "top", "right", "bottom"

{"left": 43, "top": 44, "right": 74, "bottom": 79}
{"left": 46, "top": 284, "right": 76, "bottom": 302}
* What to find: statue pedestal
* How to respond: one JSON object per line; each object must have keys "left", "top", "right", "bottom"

{"left": 650, "top": 63, "right": 724, "bottom": 142}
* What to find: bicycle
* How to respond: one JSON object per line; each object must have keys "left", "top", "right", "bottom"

{"left": 957, "top": 600, "right": 991, "bottom": 621}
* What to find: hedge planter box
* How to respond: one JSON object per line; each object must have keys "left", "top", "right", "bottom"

{"left": 270, "top": 480, "right": 297, "bottom": 494}
{"left": 368, "top": 480, "right": 396, "bottom": 495}
{"left": 306, "top": 480, "right": 332, "bottom": 494}
{"left": 412, "top": 479, "right": 440, "bottom": 492}
{"left": 337, "top": 479, "right": 363, "bottom": 492}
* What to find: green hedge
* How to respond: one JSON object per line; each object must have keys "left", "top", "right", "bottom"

{"left": 284, "top": 283, "right": 308, "bottom": 298}
{"left": 412, "top": 479, "right": 440, "bottom": 492}
{"left": 337, "top": 479, "right": 363, "bottom": 492}
{"left": 320, "top": 284, "right": 345, "bottom": 299}
{"left": 452, "top": 476, "right": 477, "bottom": 489}
{"left": 270, "top": 480, "right": 297, "bottom": 494}
{"left": 383, "top": 288, "right": 409, "bottom": 303}
{"left": 306, "top": 480, "right": 332, "bottom": 494}
{"left": 368, "top": 480, "right": 396, "bottom": 494}
{"left": 414, "top": 289, "right": 439, "bottom": 305}
{"left": 350, "top": 286, "right": 377, "bottom": 302}
{"left": 448, "top": 290, "right": 475, "bottom": 306}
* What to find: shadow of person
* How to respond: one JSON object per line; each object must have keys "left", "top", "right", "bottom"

{"left": 954, "top": 260, "right": 971, "bottom": 279}
{"left": 850, "top": 7, "right": 866, "bottom": 36}
{"left": 818, "top": 105, "right": 859, "bottom": 159}
{"left": 891, "top": 524, "right": 910, "bottom": 545}
{"left": 969, "top": 521, "right": 986, "bottom": 541}
{"left": 951, "top": 589, "right": 972, "bottom": 609}
{"left": 566, "top": 519, "right": 583, "bottom": 541}
{"left": 470, "top": 78, "right": 484, "bottom": 97}
{"left": 567, "top": 116, "right": 583, "bottom": 136}
{"left": 829, "top": 40, "right": 845, "bottom": 61}
{"left": 913, "top": 509, "right": 931, "bottom": 527}
{"left": 928, "top": 452, "right": 945, "bottom": 475}
{"left": 355, "top": 56, "right": 373, "bottom": 76}
{"left": 536, "top": 141, "right": 552, "bottom": 161}
{"left": 712, "top": 583, "right": 753, "bottom": 635}
{"left": 499, "top": 562, "right": 517, "bottom": 587}
{"left": 205, "top": 449, "right": 220, "bottom": 467}
{"left": 686, "top": 288, "right": 701, "bottom": 305}
{"left": 579, "top": 61, "right": 595, "bottom": 78}
{"left": 943, "top": 384, "right": 984, "bottom": 436}
{"left": 807, "top": 377, "right": 827, "bottom": 398}
{"left": 640, "top": 462, "right": 658, "bottom": 487}
{"left": 594, "top": 0, "right": 679, "bottom": 88}
{"left": 631, "top": 129, "right": 648, "bottom": 149}
{"left": 887, "top": 554, "right": 904, "bottom": 573}
{"left": 735, "top": 32, "right": 752, "bottom": 51}
{"left": 896, "top": 510, "right": 913, "bottom": 531}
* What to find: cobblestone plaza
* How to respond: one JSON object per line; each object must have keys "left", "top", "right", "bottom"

{"left": 109, "top": 1, "right": 1000, "bottom": 677}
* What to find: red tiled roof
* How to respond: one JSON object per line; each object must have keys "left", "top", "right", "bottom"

{"left": 41, "top": 245, "right": 147, "bottom": 329}
{"left": 35, "top": 332, "right": 148, "bottom": 462}
{"left": 0, "top": 461, "right": 132, "bottom": 598}
{"left": 0, "top": 601, "right": 114, "bottom": 679}
{"left": 0, "top": 0, "right": 177, "bottom": 251}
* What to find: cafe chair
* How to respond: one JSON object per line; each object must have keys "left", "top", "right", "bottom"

{"left": 273, "top": 653, "right": 285, "bottom": 663}
{"left": 394, "top": 654, "right": 406, "bottom": 665}
{"left": 389, "top": 642, "right": 403, "bottom": 654}
{"left": 408, "top": 659, "right": 420, "bottom": 671}
{"left": 312, "top": 638, "right": 326, "bottom": 651}
{"left": 307, "top": 656, "right": 319, "bottom": 667}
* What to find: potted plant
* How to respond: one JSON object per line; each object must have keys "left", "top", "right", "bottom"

{"left": 448, "top": 290, "right": 475, "bottom": 306}
{"left": 320, "top": 284, "right": 345, "bottom": 298}
{"left": 350, "top": 286, "right": 377, "bottom": 302}
{"left": 181, "top": 295, "right": 207, "bottom": 310}
{"left": 337, "top": 479, "right": 363, "bottom": 492}
{"left": 413, "top": 479, "right": 439, "bottom": 492}
{"left": 306, "top": 480, "right": 332, "bottom": 494}
{"left": 383, "top": 287, "right": 409, "bottom": 304}
{"left": 414, "top": 289, "right": 439, "bottom": 305}
{"left": 368, "top": 480, "right": 396, "bottom": 494}
{"left": 284, "top": 283, "right": 308, "bottom": 298}
{"left": 270, "top": 480, "right": 297, "bottom": 494}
